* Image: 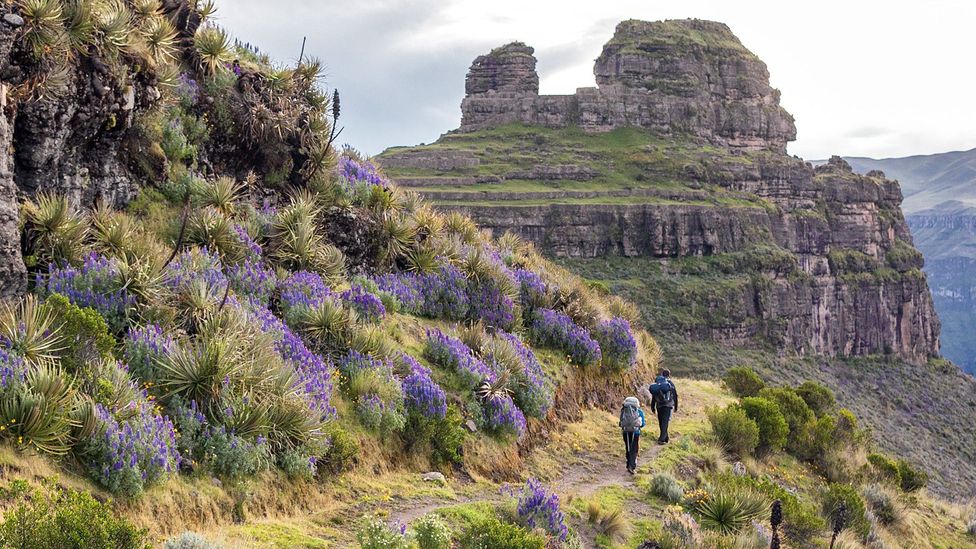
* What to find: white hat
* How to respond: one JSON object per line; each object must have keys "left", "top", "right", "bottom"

{"left": 624, "top": 396, "right": 640, "bottom": 407}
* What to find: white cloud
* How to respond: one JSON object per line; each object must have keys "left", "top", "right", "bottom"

{"left": 215, "top": 0, "right": 976, "bottom": 159}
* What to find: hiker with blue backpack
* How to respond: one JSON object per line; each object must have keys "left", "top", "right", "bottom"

{"left": 619, "top": 396, "right": 646, "bottom": 474}
{"left": 650, "top": 369, "right": 678, "bottom": 444}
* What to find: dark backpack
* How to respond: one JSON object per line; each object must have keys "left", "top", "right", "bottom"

{"left": 650, "top": 380, "right": 675, "bottom": 408}
{"left": 620, "top": 403, "right": 642, "bottom": 433}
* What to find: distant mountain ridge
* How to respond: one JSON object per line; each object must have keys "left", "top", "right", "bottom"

{"left": 833, "top": 148, "right": 976, "bottom": 213}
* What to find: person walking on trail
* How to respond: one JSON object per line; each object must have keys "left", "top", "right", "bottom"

{"left": 619, "top": 396, "right": 645, "bottom": 475}
{"left": 650, "top": 369, "right": 678, "bottom": 445}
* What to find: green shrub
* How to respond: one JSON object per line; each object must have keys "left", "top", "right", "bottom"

{"left": 707, "top": 405, "right": 760, "bottom": 457}
{"left": 0, "top": 482, "right": 150, "bottom": 549}
{"left": 794, "top": 381, "right": 835, "bottom": 416}
{"left": 834, "top": 409, "right": 859, "bottom": 443}
{"left": 650, "top": 473, "right": 685, "bottom": 503}
{"left": 278, "top": 448, "right": 316, "bottom": 480}
{"left": 319, "top": 424, "right": 360, "bottom": 475}
{"left": 758, "top": 387, "right": 814, "bottom": 448}
{"left": 403, "top": 406, "right": 465, "bottom": 467}
{"left": 822, "top": 483, "right": 870, "bottom": 538}
{"left": 357, "top": 517, "right": 410, "bottom": 549}
{"left": 790, "top": 414, "right": 836, "bottom": 464}
{"left": 163, "top": 532, "right": 221, "bottom": 549}
{"left": 722, "top": 367, "right": 765, "bottom": 398}
{"left": 740, "top": 397, "right": 788, "bottom": 453}
{"left": 895, "top": 459, "right": 928, "bottom": 492}
{"left": 866, "top": 453, "right": 902, "bottom": 486}
{"left": 413, "top": 514, "right": 452, "bottom": 549}
{"left": 458, "top": 518, "right": 546, "bottom": 549}
{"left": 43, "top": 294, "right": 116, "bottom": 375}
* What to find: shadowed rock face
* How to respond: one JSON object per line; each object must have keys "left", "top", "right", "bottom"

{"left": 459, "top": 19, "right": 796, "bottom": 151}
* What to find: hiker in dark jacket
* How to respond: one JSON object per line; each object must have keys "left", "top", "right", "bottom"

{"left": 650, "top": 369, "right": 678, "bottom": 444}
{"left": 618, "top": 396, "right": 646, "bottom": 474}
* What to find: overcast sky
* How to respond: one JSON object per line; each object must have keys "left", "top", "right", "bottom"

{"left": 216, "top": 0, "right": 976, "bottom": 160}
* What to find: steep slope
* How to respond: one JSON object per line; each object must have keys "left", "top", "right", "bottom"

{"left": 377, "top": 18, "right": 976, "bottom": 499}
{"left": 835, "top": 150, "right": 976, "bottom": 374}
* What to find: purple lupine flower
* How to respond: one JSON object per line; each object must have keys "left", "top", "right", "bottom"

{"left": 340, "top": 284, "right": 386, "bottom": 323}
{"left": 400, "top": 354, "right": 447, "bottom": 419}
{"left": 338, "top": 156, "right": 387, "bottom": 188}
{"left": 423, "top": 329, "right": 495, "bottom": 389}
{"left": 495, "top": 331, "right": 552, "bottom": 419}
{"left": 483, "top": 393, "right": 527, "bottom": 438}
{"left": 515, "top": 268, "right": 550, "bottom": 311}
{"left": 42, "top": 252, "right": 135, "bottom": 332}
{"left": 467, "top": 279, "right": 515, "bottom": 330}
{"left": 278, "top": 270, "right": 333, "bottom": 311}
{"left": 227, "top": 258, "right": 276, "bottom": 305}
{"left": 246, "top": 302, "right": 336, "bottom": 420}
{"left": 0, "top": 345, "right": 26, "bottom": 390}
{"left": 164, "top": 248, "right": 227, "bottom": 291}
{"left": 374, "top": 263, "right": 470, "bottom": 321}
{"left": 355, "top": 393, "right": 386, "bottom": 430}
{"left": 592, "top": 317, "right": 638, "bottom": 371}
{"left": 233, "top": 224, "right": 263, "bottom": 261}
{"left": 516, "top": 478, "right": 568, "bottom": 541}
{"left": 176, "top": 73, "right": 200, "bottom": 105}
{"left": 123, "top": 324, "right": 174, "bottom": 383}
{"left": 529, "top": 308, "right": 602, "bottom": 367}
{"left": 82, "top": 401, "right": 181, "bottom": 496}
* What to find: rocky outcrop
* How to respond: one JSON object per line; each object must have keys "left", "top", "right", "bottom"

{"left": 459, "top": 19, "right": 796, "bottom": 151}
{"left": 379, "top": 16, "right": 942, "bottom": 364}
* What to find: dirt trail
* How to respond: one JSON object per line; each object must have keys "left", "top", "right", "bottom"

{"left": 388, "top": 431, "right": 665, "bottom": 534}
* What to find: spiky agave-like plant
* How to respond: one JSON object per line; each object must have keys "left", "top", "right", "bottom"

{"left": 200, "top": 176, "right": 243, "bottom": 216}
{"left": 21, "top": 193, "right": 90, "bottom": 268}
{"left": 378, "top": 212, "right": 416, "bottom": 265}
{"left": 17, "top": 0, "right": 67, "bottom": 58}
{"left": 62, "top": 0, "right": 97, "bottom": 56}
{"left": 443, "top": 211, "right": 480, "bottom": 244}
{"left": 194, "top": 25, "right": 231, "bottom": 74}
{"left": 194, "top": 0, "right": 217, "bottom": 23}
{"left": 299, "top": 298, "right": 353, "bottom": 351}
{"left": 0, "top": 295, "right": 65, "bottom": 368}
{"left": 317, "top": 243, "right": 347, "bottom": 285}
{"left": 0, "top": 363, "right": 77, "bottom": 455}
{"left": 137, "top": 15, "right": 177, "bottom": 65}
{"left": 403, "top": 246, "right": 438, "bottom": 274}
{"left": 94, "top": 0, "right": 134, "bottom": 58}
{"left": 185, "top": 207, "right": 245, "bottom": 263}
{"left": 475, "top": 369, "right": 511, "bottom": 402}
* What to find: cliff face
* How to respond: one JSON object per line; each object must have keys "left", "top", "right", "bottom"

{"left": 379, "top": 18, "right": 941, "bottom": 365}
{"left": 460, "top": 20, "right": 795, "bottom": 151}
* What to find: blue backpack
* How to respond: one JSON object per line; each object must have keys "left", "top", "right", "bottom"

{"left": 650, "top": 378, "right": 675, "bottom": 408}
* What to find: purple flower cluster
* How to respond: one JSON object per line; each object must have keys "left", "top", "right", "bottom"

{"left": 400, "top": 354, "right": 447, "bottom": 419}
{"left": 85, "top": 402, "right": 181, "bottom": 496}
{"left": 123, "top": 324, "right": 174, "bottom": 383}
{"left": 496, "top": 331, "right": 552, "bottom": 419}
{"left": 338, "top": 156, "right": 386, "bottom": 188}
{"left": 355, "top": 393, "right": 387, "bottom": 430}
{"left": 341, "top": 285, "right": 386, "bottom": 323}
{"left": 529, "top": 308, "right": 602, "bottom": 367}
{"left": 227, "top": 258, "right": 276, "bottom": 305}
{"left": 483, "top": 393, "right": 527, "bottom": 438}
{"left": 516, "top": 478, "right": 569, "bottom": 541}
{"left": 176, "top": 73, "right": 200, "bottom": 106}
{"left": 515, "top": 269, "right": 550, "bottom": 311}
{"left": 234, "top": 224, "right": 263, "bottom": 261}
{"left": 593, "top": 317, "right": 638, "bottom": 371}
{"left": 423, "top": 329, "right": 494, "bottom": 389}
{"left": 467, "top": 279, "right": 516, "bottom": 330}
{"left": 374, "top": 264, "right": 469, "bottom": 321}
{"left": 0, "top": 345, "right": 25, "bottom": 390}
{"left": 249, "top": 303, "right": 336, "bottom": 420}
{"left": 164, "top": 248, "right": 227, "bottom": 291}
{"left": 278, "top": 270, "right": 333, "bottom": 311}
{"left": 43, "top": 252, "right": 134, "bottom": 332}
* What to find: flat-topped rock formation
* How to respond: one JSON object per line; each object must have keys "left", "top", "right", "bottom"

{"left": 459, "top": 19, "right": 796, "bottom": 151}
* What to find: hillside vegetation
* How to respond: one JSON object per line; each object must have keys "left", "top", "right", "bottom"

{"left": 0, "top": 2, "right": 974, "bottom": 548}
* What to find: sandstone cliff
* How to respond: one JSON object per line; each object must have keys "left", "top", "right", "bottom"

{"left": 379, "top": 18, "right": 940, "bottom": 365}
{"left": 459, "top": 20, "right": 795, "bottom": 151}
